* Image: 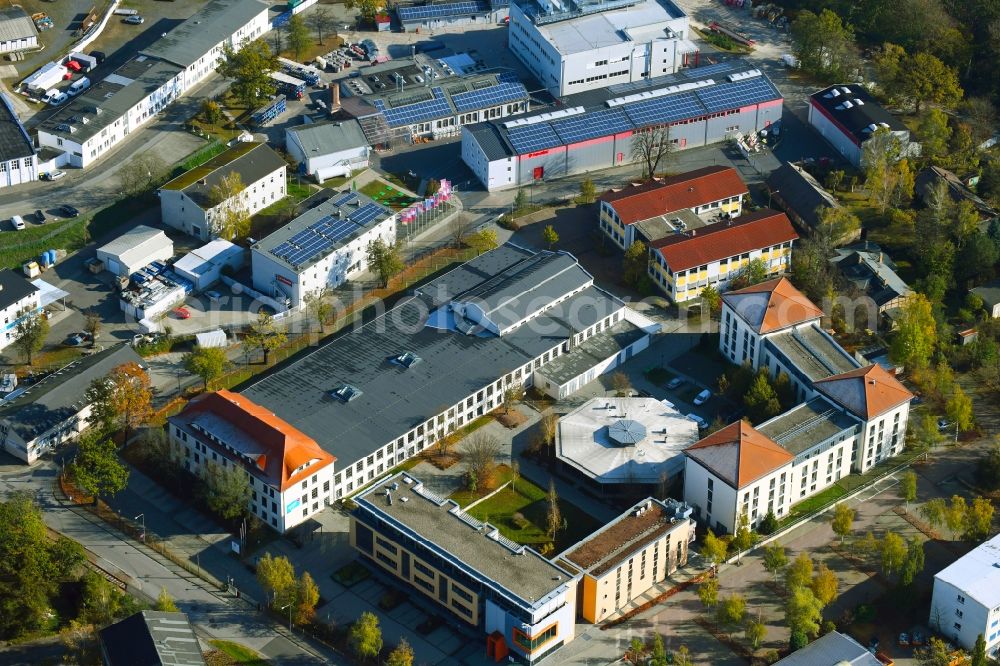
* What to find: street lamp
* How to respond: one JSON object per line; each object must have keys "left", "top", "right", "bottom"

{"left": 767, "top": 189, "right": 779, "bottom": 209}
{"left": 279, "top": 603, "right": 293, "bottom": 631}
{"left": 134, "top": 513, "right": 145, "bottom": 542}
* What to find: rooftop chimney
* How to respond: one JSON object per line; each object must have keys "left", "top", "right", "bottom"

{"left": 331, "top": 84, "right": 341, "bottom": 113}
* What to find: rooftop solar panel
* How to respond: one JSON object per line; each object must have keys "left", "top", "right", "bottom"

{"left": 452, "top": 82, "right": 528, "bottom": 113}
{"left": 349, "top": 202, "right": 388, "bottom": 227}
{"left": 550, "top": 107, "right": 632, "bottom": 145}
{"left": 397, "top": 0, "right": 489, "bottom": 21}
{"left": 622, "top": 91, "right": 704, "bottom": 129}
{"left": 332, "top": 192, "right": 359, "bottom": 207}
{"left": 681, "top": 62, "right": 736, "bottom": 79}
{"left": 507, "top": 122, "right": 563, "bottom": 154}
{"left": 696, "top": 76, "right": 778, "bottom": 113}
{"left": 379, "top": 87, "right": 451, "bottom": 127}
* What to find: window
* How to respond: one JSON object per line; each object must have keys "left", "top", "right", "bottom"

{"left": 954, "top": 622, "right": 962, "bottom": 631}
{"left": 512, "top": 623, "right": 558, "bottom": 653}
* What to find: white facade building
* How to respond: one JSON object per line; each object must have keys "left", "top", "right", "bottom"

{"left": 808, "top": 84, "right": 916, "bottom": 168}
{"left": 173, "top": 239, "right": 244, "bottom": 291}
{"left": 96, "top": 225, "right": 174, "bottom": 278}
{"left": 683, "top": 277, "right": 912, "bottom": 533}
{"left": 168, "top": 390, "right": 337, "bottom": 534}
{"left": 285, "top": 120, "right": 370, "bottom": 182}
{"left": 0, "top": 7, "right": 38, "bottom": 54}
{"left": 0, "top": 93, "right": 37, "bottom": 188}
{"left": 508, "top": 0, "right": 697, "bottom": 97}
{"left": 159, "top": 143, "right": 287, "bottom": 241}
{"left": 0, "top": 270, "right": 41, "bottom": 354}
{"left": 930, "top": 534, "right": 1000, "bottom": 657}
{"left": 251, "top": 190, "right": 396, "bottom": 308}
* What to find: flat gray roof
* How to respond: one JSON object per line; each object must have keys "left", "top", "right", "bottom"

{"left": 537, "top": 319, "right": 645, "bottom": 386}
{"left": 99, "top": 611, "right": 204, "bottom": 666}
{"left": 774, "top": 631, "right": 882, "bottom": 666}
{"left": 38, "top": 57, "right": 182, "bottom": 143}
{"left": 140, "top": 0, "right": 271, "bottom": 68}
{"left": 766, "top": 325, "right": 859, "bottom": 382}
{"left": 241, "top": 245, "right": 624, "bottom": 468}
{"left": 356, "top": 473, "right": 573, "bottom": 605}
{"left": 756, "top": 396, "right": 858, "bottom": 456}
{"left": 287, "top": 119, "right": 368, "bottom": 156}
{"left": 252, "top": 189, "right": 393, "bottom": 271}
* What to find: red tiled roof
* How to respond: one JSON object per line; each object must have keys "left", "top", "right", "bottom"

{"left": 652, "top": 210, "right": 798, "bottom": 273}
{"left": 685, "top": 421, "right": 793, "bottom": 489}
{"left": 176, "top": 390, "right": 335, "bottom": 492}
{"left": 813, "top": 364, "right": 914, "bottom": 419}
{"left": 723, "top": 277, "right": 825, "bottom": 334}
{"left": 599, "top": 166, "right": 748, "bottom": 225}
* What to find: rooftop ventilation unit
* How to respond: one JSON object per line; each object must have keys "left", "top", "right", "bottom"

{"left": 607, "top": 79, "right": 715, "bottom": 108}
{"left": 503, "top": 106, "right": 585, "bottom": 128}
{"left": 331, "top": 384, "right": 363, "bottom": 402}
{"left": 840, "top": 86, "right": 852, "bottom": 94}
{"left": 727, "top": 69, "right": 761, "bottom": 82}
{"left": 825, "top": 88, "right": 841, "bottom": 98}
{"left": 853, "top": 99, "right": 865, "bottom": 106}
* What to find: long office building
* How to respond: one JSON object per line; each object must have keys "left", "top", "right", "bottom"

{"left": 352, "top": 472, "right": 577, "bottom": 663}
{"left": 508, "top": 0, "right": 697, "bottom": 97}
{"left": 239, "top": 244, "right": 659, "bottom": 500}
{"left": 462, "top": 61, "right": 782, "bottom": 191}
{"left": 36, "top": 0, "right": 270, "bottom": 169}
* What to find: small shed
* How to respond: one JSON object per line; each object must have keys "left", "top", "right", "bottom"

{"left": 96, "top": 225, "right": 173, "bottom": 277}
{"left": 195, "top": 329, "right": 228, "bottom": 348}
{"left": 173, "top": 239, "right": 244, "bottom": 290}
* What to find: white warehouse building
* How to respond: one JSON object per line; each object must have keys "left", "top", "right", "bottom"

{"left": 508, "top": 0, "right": 698, "bottom": 97}
{"left": 251, "top": 190, "right": 397, "bottom": 308}
{"left": 930, "top": 533, "right": 1000, "bottom": 658}
{"left": 285, "top": 119, "right": 370, "bottom": 183}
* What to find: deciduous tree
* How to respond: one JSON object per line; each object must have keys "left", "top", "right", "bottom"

{"left": 118, "top": 153, "right": 168, "bottom": 199}
{"left": 350, "top": 611, "right": 383, "bottom": 661}
{"left": 386, "top": 638, "right": 414, "bottom": 666}
{"left": 785, "top": 587, "right": 824, "bottom": 641}
{"left": 972, "top": 634, "right": 988, "bottom": 666}
{"left": 946, "top": 386, "right": 974, "bottom": 432}
{"left": 84, "top": 310, "right": 101, "bottom": 344}
{"left": 744, "top": 371, "right": 782, "bottom": 424}
{"left": 900, "top": 537, "right": 925, "bottom": 586}
{"left": 209, "top": 172, "right": 251, "bottom": 241}
{"left": 715, "top": 593, "right": 747, "bottom": 635}
{"left": 256, "top": 553, "right": 296, "bottom": 607}
{"left": 890, "top": 293, "right": 937, "bottom": 369}
{"left": 303, "top": 286, "right": 336, "bottom": 332}
{"left": 730, "top": 512, "right": 757, "bottom": 564}
{"left": 295, "top": 571, "right": 320, "bottom": 624}
{"left": 920, "top": 497, "right": 947, "bottom": 531}
{"left": 762, "top": 542, "right": 788, "bottom": 582}
{"left": 811, "top": 563, "right": 839, "bottom": 606}
{"left": 344, "top": 0, "right": 383, "bottom": 21}
{"left": 286, "top": 13, "right": 309, "bottom": 60}
{"left": 542, "top": 224, "right": 559, "bottom": 249}
{"left": 881, "top": 531, "right": 907, "bottom": 577}
{"left": 965, "top": 497, "right": 994, "bottom": 541}
{"left": 612, "top": 371, "right": 631, "bottom": 397}
{"left": 307, "top": 7, "right": 334, "bottom": 45}
{"left": 623, "top": 240, "right": 648, "bottom": 288}
{"left": 464, "top": 433, "right": 502, "bottom": 492}
{"left": 156, "top": 587, "right": 178, "bottom": 612}
{"left": 831, "top": 503, "right": 855, "bottom": 544}
{"left": 218, "top": 39, "right": 278, "bottom": 111}
{"left": 71, "top": 432, "right": 129, "bottom": 501}
{"left": 790, "top": 9, "right": 857, "bottom": 80}
{"left": 698, "top": 576, "right": 719, "bottom": 611}
{"left": 702, "top": 530, "right": 729, "bottom": 567}
{"left": 183, "top": 347, "right": 228, "bottom": 389}
{"left": 700, "top": 285, "right": 721, "bottom": 315}
{"left": 631, "top": 125, "right": 675, "bottom": 178}
{"left": 468, "top": 228, "right": 499, "bottom": 255}
{"left": 899, "top": 51, "right": 963, "bottom": 113}
{"left": 13, "top": 308, "right": 47, "bottom": 366}
{"left": 579, "top": 178, "right": 596, "bottom": 204}
{"left": 900, "top": 471, "right": 918, "bottom": 511}
{"left": 786, "top": 553, "right": 814, "bottom": 591}
{"left": 745, "top": 618, "right": 767, "bottom": 650}
{"left": 366, "top": 237, "right": 404, "bottom": 288}
{"left": 546, "top": 479, "right": 562, "bottom": 540}
{"left": 244, "top": 311, "right": 287, "bottom": 365}
{"left": 201, "top": 462, "right": 251, "bottom": 520}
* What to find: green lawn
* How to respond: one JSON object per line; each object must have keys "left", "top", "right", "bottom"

{"left": 466, "top": 477, "right": 601, "bottom": 552}
{"left": 449, "top": 464, "right": 514, "bottom": 508}
{"left": 358, "top": 180, "right": 418, "bottom": 209}
{"left": 208, "top": 640, "right": 269, "bottom": 665}
{"left": 786, "top": 484, "right": 848, "bottom": 522}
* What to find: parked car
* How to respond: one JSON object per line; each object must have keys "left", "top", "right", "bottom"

{"left": 686, "top": 413, "right": 708, "bottom": 429}
{"left": 666, "top": 377, "right": 684, "bottom": 390}
{"left": 63, "top": 332, "right": 91, "bottom": 346}
{"left": 693, "top": 388, "right": 712, "bottom": 405}
{"left": 47, "top": 92, "right": 68, "bottom": 106}
{"left": 10, "top": 215, "right": 25, "bottom": 230}
{"left": 34, "top": 209, "right": 45, "bottom": 223}
{"left": 172, "top": 307, "right": 191, "bottom": 319}
{"left": 41, "top": 170, "right": 66, "bottom": 181}
{"left": 123, "top": 15, "right": 144, "bottom": 24}
{"left": 58, "top": 204, "right": 79, "bottom": 217}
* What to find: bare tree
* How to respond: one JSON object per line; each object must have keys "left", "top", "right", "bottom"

{"left": 464, "top": 432, "right": 503, "bottom": 491}
{"left": 546, "top": 479, "right": 562, "bottom": 539}
{"left": 118, "top": 153, "right": 167, "bottom": 199}
{"left": 540, "top": 413, "right": 558, "bottom": 448}
{"left": 502, "top": 383, "right": 525, "bottom": 414}
{"left": 307, "top": 7, "right": 334, "bottom": 45}
{"left": 631, "top": 125, "right": 675, "bottom": 179}
{"left": 449, "top": 213, "right": 471, "bottom": 248}
{"left": 612, "top": 371, "right": 632, "bottom": 397}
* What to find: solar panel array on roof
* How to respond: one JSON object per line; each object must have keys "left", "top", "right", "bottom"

{"left": 551, "top": 107, "right": 631, "bottom": 144}
{"left": 379, "top": 87, "right": 452, "bottom": 127}
{"left": 397, "top": 0, "right": 489, "bottom": 21}
{"left": 271, "top": 215, "right": 366, "bottom": 267}
{"left": 507, "top": 122, "right": 563, "bottom": 154}
{"left": 332, "top": 191, "right": 359, "bottom": 207}
{"left": 696, "top": 75, "right": 776, "bottom": 113}
{"left": 349, "top": 202, "right": 386, "bottom": 226}
{"left": 497, "top": 71, "right": 521, "bottom": 84}
{"left": 452, "top": 82, "right": 528, "bottom": 113}
{"left": 622, "top": 92, "right": 703, "bottom": 128}
{"left": 680, "top": 62, "right": 737, "bottom": 79}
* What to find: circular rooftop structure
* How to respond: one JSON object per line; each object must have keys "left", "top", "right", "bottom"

{"left": 556, "top": 397, "right": 699, "bottom": 485}
{"left": 608, "top": 419, "right": 647, "bottom": 446}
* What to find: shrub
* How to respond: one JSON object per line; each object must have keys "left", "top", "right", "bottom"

{"left": 759, "top": 511, "right": 780, "bottom": 535}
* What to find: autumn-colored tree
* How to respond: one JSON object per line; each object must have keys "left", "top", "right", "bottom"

{"left": 85, "top": 362, "right": 153, "bottom": 442}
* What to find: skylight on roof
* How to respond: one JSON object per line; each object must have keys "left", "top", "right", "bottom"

{"left": 331, "top": 384, "right": 363, "bottom": 402}
{"left": 392, "top": 351, "right": 422, "bottom": 369}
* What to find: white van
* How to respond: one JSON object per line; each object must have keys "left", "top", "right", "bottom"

{"left": 42, "top": 89, "right": 59, "bottom": 104}
{"left": 11, "top": 215, "right": 25, "bottom": 230}
{"left": 68, "top": 77, "right": 90, "bottom": 96}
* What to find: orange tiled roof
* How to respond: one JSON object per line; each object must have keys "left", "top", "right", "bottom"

{"left": 813, "top": 364, "right": 914, "bottom": 419}
{"left": 723, "top": 276, "right": 825, "bottom": 334}
{"left": 651, "top": 210, "right": 798, "bottom": 273}
{"left": 178, "top": 390, "right": 335, "bottom": 491}
{"left": 685, "top": 421, "right": 793, "bottom": 489}
{"left": 599, "top": 166, "right": 748, "bottom": 225}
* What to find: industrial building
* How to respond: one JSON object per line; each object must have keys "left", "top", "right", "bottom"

{"left": 554, "top": 498, "right": 694, "bottom": 623}
{"left": 773, "top": 631, "right": 883, "bottom": 666}
{"left": 238, "top": 245, "right": 659, "bottom": 499}
{"left": 0, "top": 7, "right": 38, "bottom": 54}
{"left": 173, "top": 239, "right": 245, "bottom": 291}
{"left": 556, "top": 397, "right": 698, "bottom": 487}
{"left": 930, "top": 533, "right": 1000, "bottom": 657}
{"left": 338, "top": 55, "right": 530, "bottom": 146}
{"left": 682, "top": 278, "right": 912, "bottom": 533}
{"left": 36, "top": 0, "right": 270, "bottom": 169}
{"left": 168, "top": 390, "right": 337, "bottom": 533}
{"left": 0, "top": 93, "right": 37, "bottom": 189}
{"left": 0, "top": 344, "right": 144, "bottom": 464}
{"left": 808, "top": 84, "right": 915, "bottom": 167}
{"left": 599, "top": 165, "right": 747, "bottom": 250}
{"left": 99, "top": 611, "right": 205, "bottom": 666}
{"left": 159, "top": 142, "right": 287, "bottom": 241}
{"left": 462, "top": 61, "right": 782, "bottom": 191}
{"left": 251, "top": 189, "right": 397, "bottom": 308}
{"left": 508, "top": 0, "right": 696, "bottom": 97}
{"left": 647, "top": 209, "right": 797, "bottom": 303}
{"left": 352, "top": 472, "right": 578, "bottom": 663}
{"left": 95, "top": 225, "right": 174, "bottom": 278}
{"left": 396, "top": 0, "right": 507, "bottom": 30}
{"left": 285, "top": 119, "right": 370, "bottom": 182}
{"left": 0, "top": 270, "right": 41, "bottom": 354}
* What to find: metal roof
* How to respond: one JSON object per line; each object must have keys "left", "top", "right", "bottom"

{"left": 287, "top": 119, "right": 368, "bottom": 157}
{"left": 756, "top": 396, "right": 858, "bottom": 457}
{"left": 140, "top": 0, "right": 270, "bottom": 68}
{"left": 809, "top": 83, "right": 907, "bottom": 145}
{"left": 98, "top": 611, "right": 205, "bottom": 666}
{"left": 934, "top": 532, "right": 1000, "bottom": 612}
{"left": 241, "top": 245, "right": 624, "bottom": 468}
{"left": 0, "top": 269, "right": 39, "bottom": 311}
{"left": 0, "top": 93, "right": 33, "bottom": 162}
{"left": 774, "top": 631, "right": 882, "bottom": 666}
{"left": 0, "top": 7, "right": 37, "bottom": 44}
{"left": 97, "top": 224, "right": 172, "bottom": 268}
